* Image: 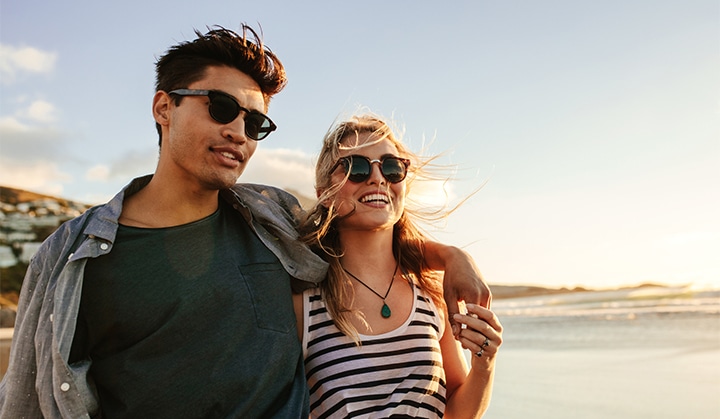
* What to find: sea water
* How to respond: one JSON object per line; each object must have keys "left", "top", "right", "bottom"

{"left": 471, "top": 286, "right": 720, "bottom": 419}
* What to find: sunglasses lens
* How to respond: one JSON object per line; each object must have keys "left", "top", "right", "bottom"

{"left": 209, "top": 94, "right": 240, "bottom": 124}
{"left": 340, "top": 156, "right": 407, "bottom": 183}
{"left": 382, "top": 158, "right": 407, "bottom": 183}
{"left": 244, "top": 113, "right": 274, "bottom": 140}
{"left": 208, "top": 93, "right": 275, "bottom": 140}
{"left": 344, "top": 156, "right": 371, "bottom": 182}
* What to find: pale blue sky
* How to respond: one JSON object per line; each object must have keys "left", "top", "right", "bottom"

{"left": 1, "top": 0, "right": 718, "bottom": 289}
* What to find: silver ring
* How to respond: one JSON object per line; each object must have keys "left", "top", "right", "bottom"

{"left": 475, "top": 348, "right": 483, "bottom": 357}
{"left": 482, "top": 337, "right": 490, "bottom": 348}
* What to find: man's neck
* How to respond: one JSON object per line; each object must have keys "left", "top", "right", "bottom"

{"left": 119, "top": 175, "right": 221, "bottom": 228}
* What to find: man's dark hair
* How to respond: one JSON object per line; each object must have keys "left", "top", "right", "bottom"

{"left": 154, "top": 24, "right": 287, "bottom": 145}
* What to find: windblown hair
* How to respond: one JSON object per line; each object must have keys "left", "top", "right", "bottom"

{"left": 153, "top": 24, "right": 287, "bottom": 146}
{"left": 299, "top": 114, "right": 447, "bottom": 343}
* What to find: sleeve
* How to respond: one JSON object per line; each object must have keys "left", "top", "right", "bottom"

{"left": 0, "top": 213, "right": 95, "bottom": 418}
{"left": 0, "top": 257, "right": 48, "bottom": 418}
{"left": 243, "top": 184, "right": 307, "bottom": 226}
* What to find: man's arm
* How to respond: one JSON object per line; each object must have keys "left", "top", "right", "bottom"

{"left": 0, "top": 262, "right": 45, "bottom": 418}
{"left": 424, "top": 241, "right": 492, "bottom": 337}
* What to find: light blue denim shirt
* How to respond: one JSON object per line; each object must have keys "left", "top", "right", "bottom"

{"left": 0, "top": 175, "right": 327, "bottom": 418}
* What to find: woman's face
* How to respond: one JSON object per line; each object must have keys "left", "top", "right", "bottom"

{"left": 329, "top": 132, "right": 407, "bottom": 233}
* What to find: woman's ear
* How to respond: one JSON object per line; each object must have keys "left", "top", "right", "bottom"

{"left": 153, "top": 91, "right": 171, "bottom": 127}
{"left": 316, "top": 188, "right": 330, "bottom": 209}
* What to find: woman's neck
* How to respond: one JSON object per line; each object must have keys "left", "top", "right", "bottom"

{"left": 338, "top": 228, "right": 397, "bottom": 275}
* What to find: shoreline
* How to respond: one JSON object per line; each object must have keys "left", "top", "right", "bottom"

{"left": 490, "top": 282, "right": 705, "bottom": 300}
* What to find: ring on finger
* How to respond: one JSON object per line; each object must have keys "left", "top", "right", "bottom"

{"left": 482, "top": 337, "right": 490, "bottom": 348}
{"left": 475, "top": 348, "right": 484, "bottom": 357}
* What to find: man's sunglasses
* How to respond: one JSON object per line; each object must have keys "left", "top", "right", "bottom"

{"left": 168, "top": 89, "right": 277, "bottom": 141}
{"left": 333, "top": 155, "right": 411, "bottom": 184}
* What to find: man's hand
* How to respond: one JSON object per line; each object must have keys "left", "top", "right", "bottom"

{"left": 424, "top": 242, "right": 492, "bottom": 338}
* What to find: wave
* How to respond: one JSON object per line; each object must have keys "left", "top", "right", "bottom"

{"left": 492, "top": 286, "right": 720, "bottom": 318}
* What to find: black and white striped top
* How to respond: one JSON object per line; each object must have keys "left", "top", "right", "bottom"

{"left": 301, "top": 284, "right": 447, "bottom": 419}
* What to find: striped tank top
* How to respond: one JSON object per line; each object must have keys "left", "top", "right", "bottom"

{"left": 301, "top": 284, "right": 447, "bottom": 418}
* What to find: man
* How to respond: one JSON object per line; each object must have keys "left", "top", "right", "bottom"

{"left": 0, "top": 25, "right": 490, "bottom": 418}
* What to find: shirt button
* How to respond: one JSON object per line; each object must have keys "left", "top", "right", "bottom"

{"left": 100, "top": 243, "right": 109, "bottom": 250}
{"left": 60, "top": 382, "right": 70, "bottom": 392}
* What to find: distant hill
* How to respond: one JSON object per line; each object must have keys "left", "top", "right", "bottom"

{"left": 0, "top": 186, "right": 57, "bottom": 204}
{"left": 0, "top": 186, "right": 94, "bottom": 296}
{"left": 0, "top": 185, "right": 316, "bottom": 211}
{"left": 488, "top": 282, "right": 685, "bottom": 300}
{"left": 0, "top": 186, "right": 91, "bottom": 209}
{"left": 0, "top": 186, "right": 93, "bottom": 224}
{"left": 490, "top": 284, "right": 591, "bottom": 299}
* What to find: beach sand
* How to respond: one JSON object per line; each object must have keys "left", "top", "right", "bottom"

{"left": 473, "top": 288, "right": 720, "bottom": 418}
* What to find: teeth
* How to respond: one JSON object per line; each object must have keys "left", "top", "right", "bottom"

{"left": 220, "top": 151, "right": 237, "bottom": 160}
{"left": 360, "top": 194, "right": 389, "bottom": 204}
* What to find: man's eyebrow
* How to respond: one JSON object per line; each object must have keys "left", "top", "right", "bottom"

{"left": 211, "top": 89, "right": 266, "bottom": 113}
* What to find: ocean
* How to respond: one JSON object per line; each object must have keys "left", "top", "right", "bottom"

{"left": 471, "top": 286, "right": 720, "bottom": 419}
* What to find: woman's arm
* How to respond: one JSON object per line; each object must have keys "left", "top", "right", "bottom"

{"left": 441, "top": 304, "right": 503, "bottom": 418}
{"left": 292, "top": 292, "right": 304, "bottom": 343}
{"left": 423, "top": 242, "right": 492, "bottom": 336}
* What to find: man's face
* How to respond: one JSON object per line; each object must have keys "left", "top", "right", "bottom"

{"left": 156, "top": 65, "right": 267, "bottom": 191}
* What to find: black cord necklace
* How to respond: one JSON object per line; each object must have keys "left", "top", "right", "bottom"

{"left": 343, "top": 262, "right": 399, "bottom": 319}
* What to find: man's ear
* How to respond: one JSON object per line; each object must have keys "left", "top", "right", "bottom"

{"left": 153, "top": 91, "right": 171, "bottom": 127}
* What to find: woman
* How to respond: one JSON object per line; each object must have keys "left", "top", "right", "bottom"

{"left": 294, "top": 114, "right": 502, "bottom": 418}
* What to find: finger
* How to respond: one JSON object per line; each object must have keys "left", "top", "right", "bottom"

{"left": 459, "top": 271, "right": 492, "bottom": 309}
{"left": 470, "top": 338, "right": 498, "bottom": 360}
{"left": 457, "top": 324, "right": 501, "bottom": 358}
{"left": 455, "top": 282, "right": 492, "bottom": 309}
{"left": 453, "top": 313, "right": 503, "bottom": 349}
{"left": 459, "top": 323, "right": 501, "bottom": 346}
{"left": 444, "top": 288, "right": 462, "bottom": 338}
{"left": 458, "top": 331, "right": 498, "bottom": 359}
{"left": 478, "top": 282, "right": 492, "bottom": 309}
{"left": 483, "top": 283, "right": 493, "bottom": 308}
{"left": 446, "top": 280, "right": 479, "bottom": 306}
{"left": 465, "top": 304, "right": 503, "bottom": 332}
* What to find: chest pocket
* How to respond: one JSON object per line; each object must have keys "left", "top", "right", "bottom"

{"left": 239, "top": 263, "right": 296, "bottom": 333}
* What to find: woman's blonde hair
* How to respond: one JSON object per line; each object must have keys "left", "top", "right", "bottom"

{"left": 299, "top": 113, "right": 449, "bottom": 343}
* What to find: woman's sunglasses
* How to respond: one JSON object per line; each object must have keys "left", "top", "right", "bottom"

{"left": 168, "top": 89, "right": 277, "bottom": 141}
{"left": 333, "top": 155, "right": 411, "bottom": 184}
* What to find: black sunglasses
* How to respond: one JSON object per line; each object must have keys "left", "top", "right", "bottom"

{"left": 168, "top": 89, "right": 277, "bottom": 141}
{"left": 333, "top": 155, "right": 411, "bottom": 184}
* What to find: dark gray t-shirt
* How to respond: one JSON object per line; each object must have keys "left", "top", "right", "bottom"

{"left": 71, "top": 200, "right": 308, "bottom": 418}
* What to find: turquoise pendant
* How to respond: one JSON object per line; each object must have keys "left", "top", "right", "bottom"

{"left": 381, "top": 303, "right": 391, "bottom": 318}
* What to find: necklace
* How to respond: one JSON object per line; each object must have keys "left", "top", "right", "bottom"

{"left": 343, "top": 262, "right": 399, "bottom": 319}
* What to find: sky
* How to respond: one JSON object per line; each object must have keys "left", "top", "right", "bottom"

{"left": 1, "top": 0, "right": 718, "bottom": 290}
